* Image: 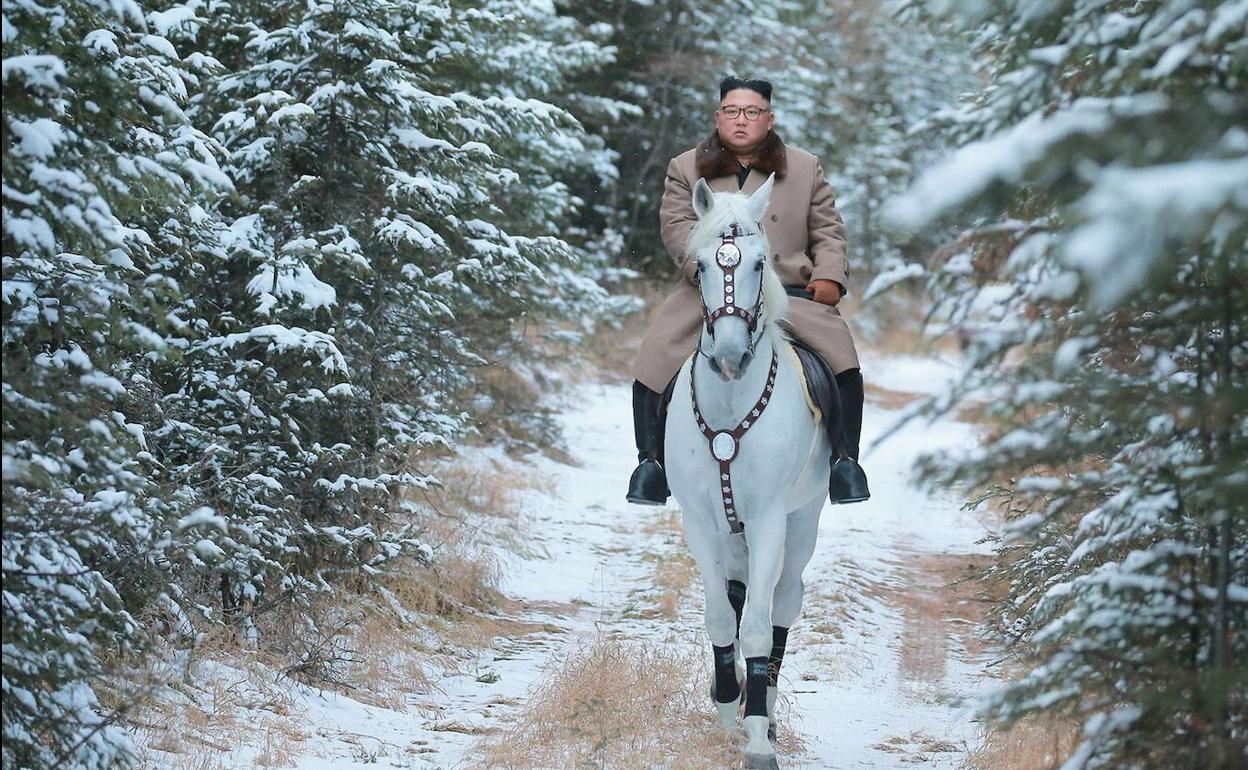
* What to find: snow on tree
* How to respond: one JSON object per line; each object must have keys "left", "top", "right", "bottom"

{"left": 557, "top": 0, "right": 786, "bottom": 273}
{"left": 886, "top": 2, "right": 1248, "bottom": 768}
{"left": 740, "top": 0, "right": 974, "bottom": 296}
{"left": 3, "top": 1, "right": 231, "bottom": 767}
{"left": 4, "top": 0, "right": 627, "bottom": 765}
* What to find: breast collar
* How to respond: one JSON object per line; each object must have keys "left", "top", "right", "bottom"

{"left": 689, "top": 346, "right": 779, "bottom": 535}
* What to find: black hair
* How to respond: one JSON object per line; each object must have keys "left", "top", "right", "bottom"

{"left": 719, "top": 76, "right": 773, "bottom": 102}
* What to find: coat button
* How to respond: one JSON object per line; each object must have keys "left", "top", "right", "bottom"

{"left": 770, "top": 214, "right": 779, "bottom": 221}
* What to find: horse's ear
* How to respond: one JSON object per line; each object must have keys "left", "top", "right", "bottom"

{"left": 692, "top": 178, "right": 715, "bottom": 219}
{"left": 746, "top": 172, "right": 775, "bottom": 224}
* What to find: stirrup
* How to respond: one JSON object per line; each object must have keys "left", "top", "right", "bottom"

{"left": 829, "top": 457, "right": 870, "bottom": 504}
{"left": 627, "top": 458, "right": 670, "bottom": 505}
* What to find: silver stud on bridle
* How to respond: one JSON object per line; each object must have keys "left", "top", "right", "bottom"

{"left": 690, "top": 348, "right": 779, "bottom": 536}
{"left": 698, "top": 222, "right": 765, "bottom": 358}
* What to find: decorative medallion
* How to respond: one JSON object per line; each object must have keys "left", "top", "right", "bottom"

{"left": 711, "top": 431, "right": 737, "bottom": 461}
{"left": 716, "top": 242, "right": 742, "bottom": 268}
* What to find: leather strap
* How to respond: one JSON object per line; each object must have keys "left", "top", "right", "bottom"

{"left": 700, "top": 223, "right": 764, "bottom": 343}
{"left": 689, "top": 350, "right": 779, "bottom": 534}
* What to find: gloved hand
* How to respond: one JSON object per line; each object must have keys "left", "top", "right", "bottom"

{"left": 805, "top": 279, "right": 843, "bottom": 306}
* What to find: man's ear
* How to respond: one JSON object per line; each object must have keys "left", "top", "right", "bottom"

{"left": 692, "top": 178, "right": 715, "bottom": 219}
{"left": 746, "top": 173, "right": 775, "bottom": 223}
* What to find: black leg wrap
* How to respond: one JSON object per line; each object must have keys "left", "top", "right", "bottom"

{"left": 712, "top": 644, "right": 740, "bottom": 704}
{"left": 727, "top": 580, "right": 746, "bottom": 639}
{"left": 744, "top": 656, "right": 769, "bottom": 717}
{"left": 768, "top": 626, "right": 789, "bottom": 687}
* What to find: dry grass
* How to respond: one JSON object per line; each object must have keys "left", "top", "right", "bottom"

{"left": 339, "top": 452, "right": 557, "bottom": 694}
{"left": 124, "top": 644, "right": 312, "bottom": 770}
{"left": 638, "top": 508, "right": 699, "bottom": 621}
{"left": 887, "top": 548, "right": 998, "bottom": 686}
{"left": 872, "top": 729, "right": 962, "bottom": 760}
{"left": 470, "top": 636, "right": 802, "bottom": 770}
{"left": 963, "top": 713, "right": 1081, "bottom": 770}
{"left": 120, "top": 450, "right": 559, "bottom": 768}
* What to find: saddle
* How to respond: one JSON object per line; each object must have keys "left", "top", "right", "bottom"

{"left": 785, "top": 333, "right": 838, "bottom": 436}
{"left": 659, "top": 325, "right": 838, "bottom": 439}
{"left": 782, "top": 285, "right": 840, "bottom": 435}
{"left": 656, "top": 283, "right": 838, "bottom": 453}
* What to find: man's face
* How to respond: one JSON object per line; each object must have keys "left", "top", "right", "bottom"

{"left": 715, "top": 88, "right": 775, "bottom": 154}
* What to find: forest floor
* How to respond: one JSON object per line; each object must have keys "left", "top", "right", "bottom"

{"left": 134, "top": 330, "right": 1009, "bottom": 770}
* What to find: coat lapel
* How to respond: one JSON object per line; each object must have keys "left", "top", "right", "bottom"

{"left": 740, "top": 169, "right": 767, "bottom": 196}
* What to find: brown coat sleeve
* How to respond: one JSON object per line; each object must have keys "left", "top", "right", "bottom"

{"left": 807, "top": 160, "right": 849, "bottom": 294}
{"left": 659, "top": 157, "right": 699, "bottom": 283}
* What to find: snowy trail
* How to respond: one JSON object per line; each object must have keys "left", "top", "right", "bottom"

{"left": 270, "top": 350, "right": 1000, "bottom": 769}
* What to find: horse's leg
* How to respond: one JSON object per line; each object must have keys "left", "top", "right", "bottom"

{"left": 728, "top": 577, "right": 746, "bottom": 640}
{"left": 767, "top": 499, "right": 824, "bottom": 742}
{"left": 740, "top": 513, "right": 787, "bottom": 767}
{"left": 723, "top": 531, "right": 749, "bottom": 668}
{"left": 682, "top": 515, "right": 740, "bottom": 729}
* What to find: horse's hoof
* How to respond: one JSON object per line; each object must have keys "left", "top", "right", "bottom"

{"left": 715, "top": 700, "right": 737, "bottom": 730}
{"left": 744, "top": 752, "right": 780, "bottom": 770}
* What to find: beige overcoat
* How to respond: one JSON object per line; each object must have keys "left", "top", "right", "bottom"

{"left": 632, "top": 132, "right": 861, "bottom": 393}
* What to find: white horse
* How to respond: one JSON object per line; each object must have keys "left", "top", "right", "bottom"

{"left": 665, "top": 174, "right": 832, "bottom": 770}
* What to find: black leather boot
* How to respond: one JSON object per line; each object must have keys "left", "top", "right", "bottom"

{"left": 829, "top": 368, "right": 869, "bottom": 504}
{"left": 627, "top": 380, "right": 670, "bottom": 505}
{"left": 787, "top": 339, "right": 870, "bottom": 505}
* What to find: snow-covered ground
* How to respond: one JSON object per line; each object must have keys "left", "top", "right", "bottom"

{"left": 145, "top": 354, "right": 1000, "bottom": 769}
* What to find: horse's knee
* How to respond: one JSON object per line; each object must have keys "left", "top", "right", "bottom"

{"left": 739, "top": 609, "right": 772, "bottom": 659}
{"left": 705, "top": 611, "right": 737, "bottom": 646}
{"left": 772, "top": 574, "right": 804, "bottom": 627}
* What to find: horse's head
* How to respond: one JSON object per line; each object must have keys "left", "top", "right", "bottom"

{"left": 688, "top": 174, "right": 788, "bottom": 380}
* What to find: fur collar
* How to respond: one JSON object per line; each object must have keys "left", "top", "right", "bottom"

{"left": 694, "top": 130, "right": 788, "bottom": 182}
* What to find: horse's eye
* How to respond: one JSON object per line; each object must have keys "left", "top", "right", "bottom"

{"left": 754, "top": 261, "right": 764, "bottom": 272}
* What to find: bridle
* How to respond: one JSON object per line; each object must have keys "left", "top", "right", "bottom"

{"left": 696, "top": 222, "right": 766, "bottom": 360}
{"left": 690, "top": 220, "right": 775, "bottom": 536}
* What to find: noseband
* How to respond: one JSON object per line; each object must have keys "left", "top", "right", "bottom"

{"left": 698, "top": 222, "right": 765, "bottom": 358}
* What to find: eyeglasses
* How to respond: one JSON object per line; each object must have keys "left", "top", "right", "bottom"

{"left": 718, "top": 106, "right": 770, "bottom": 121}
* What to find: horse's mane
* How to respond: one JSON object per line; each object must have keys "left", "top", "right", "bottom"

{"left": 687, "top": 192, "right": 791, "bottom": 348}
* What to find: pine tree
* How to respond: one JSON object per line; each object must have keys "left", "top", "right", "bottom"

{"left": 730, "top": 0, "right": 974, "bottom": 301}
{"left": 145, "top": 0, "right": 624, "bottom": 634}
{"left": 3, "top": 1, "right": 231, "bottom": 767}
{"left": 4, "top": 0, "right": 628, "bottom": 764}
{"left": 887, "top": 2, "right": 1248, "bottom": 767}
{"left": 556, "top": 0, "right": 770, "bottom": 273}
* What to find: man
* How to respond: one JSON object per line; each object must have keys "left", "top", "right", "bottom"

{"left": 627, "top": 76, "right": 870, "bottom": 507}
